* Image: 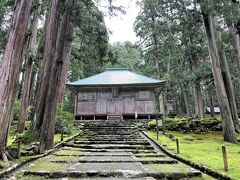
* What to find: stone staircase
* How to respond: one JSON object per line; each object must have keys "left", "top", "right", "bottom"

{"left": 14, "top": 120, "right": 210, "bottom": 179}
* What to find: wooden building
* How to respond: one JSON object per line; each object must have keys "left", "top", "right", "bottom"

{"left": 67, "top": 68, "right": 165, "bottom": 120}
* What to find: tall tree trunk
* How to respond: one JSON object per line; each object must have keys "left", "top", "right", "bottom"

{"left": 202, "top": 12, "right": 237, "bottom": 143}
{"left": 220, "top": 52, "right": 240, "bottom": 132}
{"left": 182, "top": 88, "right": 190, "bottom": 117}
{"left": 230, "top": 0, "right": 240, "bottom": 132}
{"left": 235, "top": 33, "right": 240, "bottom": 71}
{"left": 0, "top": 0, "right": 33, "bottom": 161}
{"left": 208, "top": 91, "right": 215, "bottom": 117}
{"left": 34, "top": 0, "right": 62, "bottom": 135}
{"left": 150, "top": 13, "right": 165, "bottom": 116}
{"left": 190, "top": 54, "right": 205, "bottom": 119}
{"left": 194, "top": 81, "right": 205, "bottom": 119}
{"left": 40, "top": 0, "right": 74, "bottom": 150}
{"left": 17, "top": 0, "right": 41, "bottom": 133}
{"left": 29, "top": 13, "right": 47, "bottom": 128}
{"left": 155, "top": 59, "right": 165, "bottom": 115}
{"left": 232, "top": 0, "right": 240, "bottom": 72}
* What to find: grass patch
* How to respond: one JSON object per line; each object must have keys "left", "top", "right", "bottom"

{"left": 145, "top": 164, "right": 214, "bottom": 179}
{"left": 54, "top": 129, "right": 79, "bottom": 143}
{"left": 137, "top": 156, "right": 170, "bottom": 161}
{"left": 47, "top": 155, "right": 78, "bottom": 161}
{"left": 27, "top": 160, "right": 69, "bottom": 172}
{"left": 147, "top": 131, "right": 240, "bottom": 179}
{"left": 54, "top": 149, "right": 83, "bottom": 156}
{"left": 145, "top": 163, "right": 195, "bottom": 173}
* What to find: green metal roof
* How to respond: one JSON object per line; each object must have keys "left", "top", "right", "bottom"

{"left": 67, "top": 68, "right": 165, "bottom": 87}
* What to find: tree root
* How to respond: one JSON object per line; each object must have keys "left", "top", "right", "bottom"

{"left": 0, "top": 148, "right": 9, "bottom": 164}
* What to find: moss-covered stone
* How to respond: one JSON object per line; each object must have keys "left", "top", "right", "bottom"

{"left": 27, "top": 160, "right": 69, "bottom": 172}
{"left": 53, "top": 149, "right": 83, "bottom": 156}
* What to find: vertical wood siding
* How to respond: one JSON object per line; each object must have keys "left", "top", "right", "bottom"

{"left": 76, "top": 88, "right": 155, "bottom": 115}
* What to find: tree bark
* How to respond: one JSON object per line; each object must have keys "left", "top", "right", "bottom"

{"left": 208, "top": 91, "right": 215, "bottom": 117}
{"left": 155, "top": 58, "right": 165, "bottom": 115}
{"left": 220, "top": 53, "right": 240, "bottom": 132}
{"left": 0, "top": 0, "right": 33, "bottom": 161}
{"left": 182, "top": 88, "right": 190, "bottom": 117}
{"left": 235, "top": 33, "right": 240, "bottom": 71}
{"left": 150, "top": 13, "right": 165, "bottom": 116}
{"left": 202, "top": 12, "right": 237, "bottom": 143}
{"left": 34, "top": 0, "right": 62, "bottom": 135}
{"left": 194, "top": 81, "right": 205, "bottom": 119}
{"left": 17, "top": 0, "right": 41, "bottom": 133}
{"left": 40, "top": 0, "right": 74, "bottom": 150}
{"left": 190, "top": 54, "right": 205, "bottom": 119}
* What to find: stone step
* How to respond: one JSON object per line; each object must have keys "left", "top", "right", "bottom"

{"left": 81, "top": 131, "right": 139, "bottom": 135}
{"left": 81, "top": 128, "right": 138, "bottom": 131}
{"left": 75, "top": 138, "right": 145, "bottom": 141}
{"left": 82, "top": 133, "right": 142, "bottom": 138}
{"left": 63, "top": 148, "right": 157, "bottom": 154}
{"left": 82, "top": 127, "right": 137, "bottom": 130}
{"left": 23, "top": 170, "right": 202, "bottom": 179}
{"left": 74, "top": 141, "right": 150, "bottom": 145}
{"left": 78, "top": 139, "right": 146, "bottom": 142}
{"left": 135, "top": 154, "right": 166, "bottom": 158}
{"left": 80, "top": 135, "right": 142, "bottom": 138}
{"left": 81, "top": 132, "right": 138, "bottom": 136}
{"left": 79, "top": 138, "right": 144, "bottom": 141}
{"left": 67, "top": 144, "right": 155, "bottom": 150}
{"left": 82, "top": 125, "right": 136, "bottom": 128}
{"left": 23, "top": 176, "right": 156, "bottom": 180}
{"left": 50, "top": 159, "right": 178, "bottom": 164}
{"left": 52, "top": 154, "right": 133, "bottom": 157}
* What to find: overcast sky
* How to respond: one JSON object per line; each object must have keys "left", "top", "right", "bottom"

{"left": 101, "top": 0, "right": 140, "bottom": 44}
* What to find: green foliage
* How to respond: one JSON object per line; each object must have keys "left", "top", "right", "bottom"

{"left": 13, "top": 100, "right": 21, "bottom": 121}
{"left": 55, "top": 104, "right": 75, "bottom": 134}
{"left": 69, "top": 1, "right": 109, "bottom": 80}
{"left": 148, "top": 117, "right": 222, "bottom": 133}
{"left": 107, "top": 41, "right": 141, "bottom": 71}
{"left": 148, "top": 119, "right": 156, "bottom": 130}
{"left": 0, "top": 0, "right": 13, "bottom": 53}
{"left": 63, "top": 90, "right": 74, "bottom": 113}
{"left": 164, "top": 117, "right": 222, "bottom": 133}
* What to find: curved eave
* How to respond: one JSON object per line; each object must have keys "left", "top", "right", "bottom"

{"left": 66, "top": 80, "right": 166, "bottom": 88}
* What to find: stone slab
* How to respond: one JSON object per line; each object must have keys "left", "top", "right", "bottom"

{"left": 70, "top": 162, "right": 146, "bottom": 173}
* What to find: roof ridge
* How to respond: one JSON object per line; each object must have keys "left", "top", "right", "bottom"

{"left": 67, "top": 68, "right": 165, "bottom": 86}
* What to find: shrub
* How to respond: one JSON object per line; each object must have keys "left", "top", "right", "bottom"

{"left": 148, "top": 119, "right": 156, "bottom": 130}
{"left": 148, "top": 117, "right": 222, "bottom": 133}
{"left": 13, "top": 100, "right": 21, "bottom": 121}
{"left": 164, "top": 117, "right": 222, "bottom": 133}
{"left": 55, "top": 106, "right": 75, "bottom": 134}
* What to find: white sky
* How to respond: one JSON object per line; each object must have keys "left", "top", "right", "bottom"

{"left": 100, "top": 0, "right": 140, "bottom": 44}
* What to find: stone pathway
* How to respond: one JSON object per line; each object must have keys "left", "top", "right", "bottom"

{"left": 8, "top": 120, "right": 214, "bottom": 179}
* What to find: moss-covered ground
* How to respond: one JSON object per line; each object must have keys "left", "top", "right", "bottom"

{"left": 147, "top": 130, "right": 240, "bottom": 179}
{"left": 53, "top": 148, "right": 84, "bottom": 156}
{"left": 0, "top": 124, "right": 79, "bottom": 172}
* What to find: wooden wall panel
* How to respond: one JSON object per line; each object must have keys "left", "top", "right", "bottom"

{"left": 107, "top": 100, "right": 115, "bottom": 114}
{"left": 78, "top": 102, "right": 95, "bottom": 114}
{"left": 116, "top": 99, "right": 124, "bottom": 113}
{"left": 138, "top": 91, "right": 151, "bottom": 100}
{"left": 145, "top": 101, "right": 155, "bottom": 113}
{"left": 124, "top": 98, "right": 135, "bottom": 113}
{"left": 97, "top": 91, "right": 110, "bottom": 99}
{"left": 96, "top": 99, "right": 107, "bottom": 114}
{"left": 76, "top": 88, "right": 156, "bottom": 115}
{"left": 136, "top": 101, "right": 145, "bottom": 114}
